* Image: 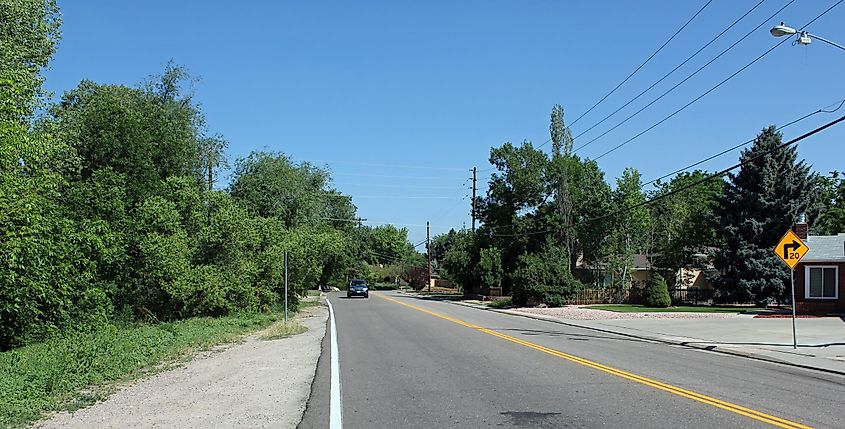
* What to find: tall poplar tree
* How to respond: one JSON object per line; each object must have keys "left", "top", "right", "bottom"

{"left": 549, "top": 105, "right": 576, "bottom": 271}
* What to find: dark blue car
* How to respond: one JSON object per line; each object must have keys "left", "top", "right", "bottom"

{"left": 347, "top": 279, "right": 369, "bottom": 298}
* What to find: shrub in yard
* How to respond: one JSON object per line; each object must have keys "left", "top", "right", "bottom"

{"left": 511, "top": 245, "right": 583, "bottom": 307}
{"left": 488, "top": 298, "right": 512, "bottom": 309}
{"left": 644, "top": 273, "right": 672, "bottom": 308}
{"left": 478, "top": 247, "right": 503, "bottom": 292}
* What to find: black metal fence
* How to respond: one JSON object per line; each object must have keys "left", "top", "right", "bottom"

{"left": 563, "top": 287, "right": 715, "bottom": 305}
{"left": 668, "top": 288, "right": 714, "bottom": 305}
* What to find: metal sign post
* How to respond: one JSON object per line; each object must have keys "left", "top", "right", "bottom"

{"left": 790, "top": 269, "right": 797, "bottom": 349}
{"left": 773, "top": 229, "right": 808, "bottom": 350}
{"left": 284, "top": 251, "right": 289, "bottom": 323}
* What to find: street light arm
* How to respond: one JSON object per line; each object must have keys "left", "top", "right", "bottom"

{"left": 804, "top": 32, "right": 845, "bottom": 52}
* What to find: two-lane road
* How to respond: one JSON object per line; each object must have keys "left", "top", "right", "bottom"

{"left": 299, "top": 291, "right": 845, "bottom": 428}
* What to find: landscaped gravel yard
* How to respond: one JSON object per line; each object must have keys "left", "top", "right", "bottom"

{"left": 512, "top": 306, "right": 741, "bottom": 320}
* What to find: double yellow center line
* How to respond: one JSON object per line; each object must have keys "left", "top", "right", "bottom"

{"left": 377, "top": 293, "right": 811, "bottom": 429}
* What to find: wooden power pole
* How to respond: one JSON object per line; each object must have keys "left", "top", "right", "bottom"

{"left": 471, "top": 166, "right": 477, "bottom": 232}
{"left": 426, "top": 221, "right": 431, "bottom": 293}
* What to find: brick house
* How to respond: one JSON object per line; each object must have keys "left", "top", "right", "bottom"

{"left": 792, "top": 219, "right": 845, "bottom": 315}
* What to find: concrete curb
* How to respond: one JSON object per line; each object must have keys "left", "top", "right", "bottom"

{"left": 446, "top": 300, "right": 845, "bottom": 377}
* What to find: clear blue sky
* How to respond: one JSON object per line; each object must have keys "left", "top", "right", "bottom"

{"left": 44, "top": 0, "right": 845, "bottom": 245}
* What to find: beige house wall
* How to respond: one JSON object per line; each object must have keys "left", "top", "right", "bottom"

{"left": 628, "top": 268, "right": 714, "bottom": 290}
{"left": 676, "top": 267, "right": 714, "bottom": 290}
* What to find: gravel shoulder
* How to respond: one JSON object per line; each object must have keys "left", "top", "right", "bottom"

{"left": 34, "top": 304, "right": 328, "bottom": 429}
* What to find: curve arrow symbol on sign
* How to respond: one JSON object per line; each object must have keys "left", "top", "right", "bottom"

{"left": 782, "top": 240, "right": 802, "bottom": 259}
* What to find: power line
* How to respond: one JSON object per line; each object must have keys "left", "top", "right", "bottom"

{"left": 490, "top": 114, "right": 845, "bottom": 237}
{"left": 321, "top": 217, "right": 455, "bottom": 230}
{"left": 330, "top": 172, "right": 466, "bottom": 180}
{"left": 425, "top": 97, "right": 845, "bottom": 236}
{"left": 589, "top": 0, "right": 843, "bottom": 161}
{"left": 569, "top": 0, "right": 714, "bottom": 126}
{"left": 352, "top": 195, "right": 464, "bottom": 199}
{"left": 573, "top": 0, "right": 771, "bottom": 141}
{"left": 573, "top": 0, "right": 797, "bottom": 156}
{"left": 334, "top": 182, "right": 465, "bottom": 190}
{"left": 598, "top": 113, "right": 845, "bottom": 222}
{"left": 288, "top": 193, "right": 459, "bottom": 199}
{"left": 365, "top": 250, "right": 425, "bottom": 265}
{"left": 642, "top": 98, "right": 845, "bottom": 188}
{"left": 313, "top": 159, "right": 467, "bottom": 171}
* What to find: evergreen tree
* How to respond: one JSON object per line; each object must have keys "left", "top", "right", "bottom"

{"left": 644, "top": 273, "right": 671, "bottom": 308}
{"left": 712, "top": 126, "right": 819, "bottom": 303}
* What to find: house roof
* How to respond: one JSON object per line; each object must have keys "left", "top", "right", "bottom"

{"left": 803, "top": 234, "right": 845, "bottom": 262}
{"left": 632, "top": 254, "right": 653, "bottom": 271}
{"left": 577, "top": 253, "right": 715, "bottom": 271}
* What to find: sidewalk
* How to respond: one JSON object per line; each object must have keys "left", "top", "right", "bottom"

{"left": 453, "top": 301, "right": 845, "bottom": 375}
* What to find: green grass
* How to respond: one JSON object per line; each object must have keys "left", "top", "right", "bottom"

{"left": 0, "top": 311, "right": 285, "bottom": 428}
{"left": 587, "top": 304, "right": 756, "bottom": 313}
{"left": 306, "top": 289, "right": 322, "bottom": 296}
{"left": 259, "top": 320, "right": 307, "bottom": 340}
{"left": 418, "top": 292, "right": 463, "bottom": 300}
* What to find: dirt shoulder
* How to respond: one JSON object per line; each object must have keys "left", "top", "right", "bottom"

{"left": 34, "top": 304, "right": 328, "bottom": 429}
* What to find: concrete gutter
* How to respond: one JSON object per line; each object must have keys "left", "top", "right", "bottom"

{"left": 446, "top": 300, "right": 845, "bottom": 377}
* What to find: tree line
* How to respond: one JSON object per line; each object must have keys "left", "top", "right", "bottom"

{"left": 0, "top": 0, "right": 419, "bottom": 350}
{"left": 434, "top": 105, "right": 845, "bottom": 307}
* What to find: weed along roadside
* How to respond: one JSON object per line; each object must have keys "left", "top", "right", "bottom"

{"left": 1, "top": 298, "right": 326, "bottom": 429}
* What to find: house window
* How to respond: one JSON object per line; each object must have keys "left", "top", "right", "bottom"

{"left": 805, "top": 266, "right": 838, "bottom": 299}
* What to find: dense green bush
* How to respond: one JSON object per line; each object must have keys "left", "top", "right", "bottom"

{"left": 478, "top": 247, "right": 503, "bottom": 291}
{"left": 488, "top": 298, "right": 512, "bottom": 309}
{"left": 644, "top": 273, "right": 672, "bottom": 308}
{"left": 511, "top": 244, "right": 583, "bottom": 307}
{"left": 439, "top": 230, "right": 479, "bottom": 292}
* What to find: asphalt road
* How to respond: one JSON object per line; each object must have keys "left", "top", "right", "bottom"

{"left": 299, "top": 291, "right": 845, "bottom": 428}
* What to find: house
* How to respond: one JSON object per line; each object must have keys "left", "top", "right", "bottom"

{"left": 576, "top": 253, "right": 716, "bottom": 291}
{"left": 792, "top": 219, "right": 845, "bottom": 315}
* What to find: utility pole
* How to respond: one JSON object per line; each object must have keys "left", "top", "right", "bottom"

{"left": 471, "top": 166, "right": 477, "bottom": 232}
{"left": 426, "top": 221, "right": 431, "bottom": 293}
{"left": 284, "top": 251, "right": 289, "bottom": 323}
{"left": 207, "top": 149, "right": 214, "bottom": 192}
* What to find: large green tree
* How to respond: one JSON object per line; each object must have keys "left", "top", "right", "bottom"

{"left": 571, "top": 159, "right": 613, "bottom": 278}
{"left": 438, "top": 229, "right": 479, "bottom": 291}
{"left": 649, "top": 170, "right": 722, "bottom": 283}
{"left": 229, "top": 151, "right": 335, "bottom": 227}
{"left": 606, "top": 168, "right": 650, "bottom": 289}
{"left": 50, "top": 67, "right": 202, "bottom": 204}
{"left": 815, "top": 171, "right": 845, "bottom": 235}
{"left": 362, "top": 224, "right": 415, "bottom": 264}
{"left": 0, "top": 0, "right": 60, "bottom": 123}
{"left": 712, "top": 126, "right": 819, "bottom": 303}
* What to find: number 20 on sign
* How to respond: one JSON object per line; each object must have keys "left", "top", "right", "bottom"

{"left": 773, "top": 229, "right": 808, "bottom": 270}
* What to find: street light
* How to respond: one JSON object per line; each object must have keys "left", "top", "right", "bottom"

{"left": 770, "top": 22, "right": 845, "bottom": 51}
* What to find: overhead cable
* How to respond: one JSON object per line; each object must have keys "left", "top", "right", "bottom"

{"left": 569, "top": 0, "right": 714, "bottom": 126}
{"left": 573, "top": 0, "right": 770, "bottom": 141}
{"left": 490, "top": 114, "right": 845, "bottom": 237}
{"left": 573, "top": 0, "right": 797, "bottom": 155}
{"left": 641, "top": 98, "right": 845, "bottom": 188}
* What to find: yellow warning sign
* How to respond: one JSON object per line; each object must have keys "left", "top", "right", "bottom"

{"left": 773, "top": 229, "right": 809, "bottom": 270}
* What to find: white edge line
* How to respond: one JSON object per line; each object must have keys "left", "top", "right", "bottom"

{"left": 327, "top": 299, "right": 343, "bottom": 429}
